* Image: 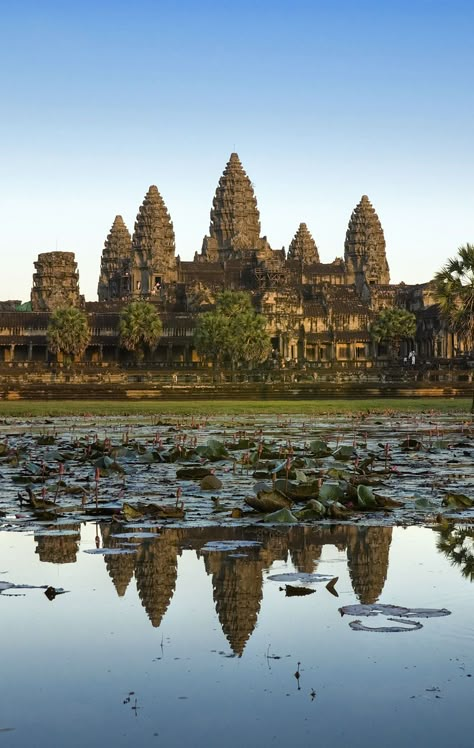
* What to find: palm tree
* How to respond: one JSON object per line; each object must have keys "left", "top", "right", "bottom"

{"left": 119, "top": 301, "right": 163, "bottom": 362}
{"left": 47, "top": 307, "right": 90, "bottom": 363}
{"left": 435, "top": 244, "right": 474, "bottom": 411}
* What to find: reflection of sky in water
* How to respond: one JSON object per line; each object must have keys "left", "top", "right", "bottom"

{"left": 0, "top": 525, "right": 473, "bottom": 748}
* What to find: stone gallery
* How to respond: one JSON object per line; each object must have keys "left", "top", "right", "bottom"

{"left": 0, "top": 153, "right": 460, "bottom": 366}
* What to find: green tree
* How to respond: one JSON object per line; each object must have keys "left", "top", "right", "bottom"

{"left": 194, "top": 291, "right": 271, "bottom": 370}
{"left": 47, "top": 307, "right": 90, "bottom": 362}
{"left": 370, "top": 307, "right": 416, "bottom": 359}
{"left": 434, "top": 243, "right": 474, "bottom": 411}
{"left": 119, "top": 301, "right": 163, "bottom": 362}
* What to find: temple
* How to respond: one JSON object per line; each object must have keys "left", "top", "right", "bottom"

{"left": 0, "top": 152, "right": 469, "bottom": 367}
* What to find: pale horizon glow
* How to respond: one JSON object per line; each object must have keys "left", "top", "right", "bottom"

{"left": 0, "top": 0, "right": 472, "bottom": 302}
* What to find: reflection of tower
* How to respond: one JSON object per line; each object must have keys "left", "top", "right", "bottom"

{"left": 100, "top": 523, "right": 138, "bottom": 597}
{"left": 205, "top": 549, "right": 264, "bottom": 657}
{"left": 346, "top": 526, "right": 392, "bottom": 603}
{"left": 34, "top": 524, "right": 80, "bottom": 563}
{"left": 288, "top": 526, "right": 323, "bottom": 573}
{"left": 135, "top": 530, "right": 179, "bottom": 627}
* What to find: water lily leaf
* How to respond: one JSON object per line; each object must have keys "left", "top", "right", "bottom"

{"left": 263, "top": 507, "right": 298, "bottom": 523}
{"left": 227, "top": 438, "right": 256, "bottom": 451}
{"left": 319, "top": 483, "right": 344, "bottom": 502}
{"left": 332, "top": 446, "right": 356, "bottom": 461}
{"left": 94, "top": 455, "right": 114, "bottom": 469}
{"left": 122, "top": 502, "right": 144, "bottom": 520}
{"left": 442, "top": 493, "right": 474, "bottom": 509}
{"left": 176, "top": 466, "right": 212, "bottom": 480}
{"left": 400, "top": 438, "right": 423, "bottom": 451}
{"left": 36, "top": 435, "right": 56, "bottom": 445}
{"left": 295, "top": 499, "right": 326, "bottom": 520}
{"left": 246, "top": 489, "right": 292, "bottom": 513}
{"left": 327, "top": 467, "right": 352, "bottom": 481}
{"left": 415, "top": 497, "right": 438, "bottom": 509}
{"left": 309, "top": 440, "right": 331, "bottom": 457}
{"left": 357, "top": 484, "right": 377, "bottom": 509}
{"left": 327, "top": 502, "right": 351, "bottom": 519}
{"left": 24, "top": 462, "right": 41, "bottom": 475}
{"left": 294, "top": 469, "right": 309, "bottom": 483}
{"left": 205, "top": 438, "right": 229, "bottom": 460}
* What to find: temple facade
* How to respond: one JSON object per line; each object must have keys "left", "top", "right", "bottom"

{"left": 0, "top": 153, "right": 467, "bottom": 366}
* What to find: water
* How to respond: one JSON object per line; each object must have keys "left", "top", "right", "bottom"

{"left": 0, "top": 522, "right": 472, "bottom": 747}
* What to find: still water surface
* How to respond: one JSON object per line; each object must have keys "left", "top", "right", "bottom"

{"left": 0, "top": 523, "right": 473, "bottom": 747}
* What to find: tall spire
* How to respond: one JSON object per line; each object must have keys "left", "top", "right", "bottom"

{"left": 131, "top": 185, "right": 176, "bottom": 291}
{"left": 201, "top": 153, "right": 271, "bottom": 261}
{"left": 344, "top": 195, "right": 390, "bottom": 285}
{"left": 97, "top": 215, "right": 132, "bottom": 301}
{"left": 288, "top": 223, "right": 320, "bottom": 263}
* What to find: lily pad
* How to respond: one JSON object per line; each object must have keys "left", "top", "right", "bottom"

{"left": 263, "top": 507, "right": 298, "bottom": 523}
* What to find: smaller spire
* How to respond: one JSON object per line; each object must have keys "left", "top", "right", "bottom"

{"left": 97, "top": 215, "right": 132, "bottom": 301}
{"left": 288, "top": 223, "right": 320, "bottom": 263}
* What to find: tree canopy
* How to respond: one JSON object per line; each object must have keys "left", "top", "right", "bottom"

{"left": 435, "top": 243, "right": 474, "bottom": 412}
{"left": 194, "top": 291, "right": 271, "bottom": 368}
{"left": 434, "top": 243, "right": 474, "bottom": 354}
{"left": 370, "top": 307, "right": 416, "bottom": 355}
{"left": 47, "top": 307, "right": 90, "bottom": 360}
{"left": 119, "top": 301, "right": 163, "bottom": 361}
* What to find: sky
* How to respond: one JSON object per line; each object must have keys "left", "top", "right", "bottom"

{"left": 0, "top": 0, "right": 472, "bottom": 302}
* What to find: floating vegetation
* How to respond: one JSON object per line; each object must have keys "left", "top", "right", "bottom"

{"left": 0, "top": 410, "right": 472, "bottom": 530}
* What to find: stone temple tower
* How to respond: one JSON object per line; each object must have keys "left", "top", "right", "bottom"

{"left": 31, "top": 252, "right": 84, "bottom": 311}
{"left": 200, "top": 153, "right": 272, "bottom": 262}
{"left": 344, "top": 195, "right": 390, "bottom": 285}
{"left": 131, "top": 185, "right": 177, "bottom": 295}
{"left": 287, "top": 223, "right": 320, "bottom": 264}
{"left": 97, "top": 215, "right": 132, "bottom": 301}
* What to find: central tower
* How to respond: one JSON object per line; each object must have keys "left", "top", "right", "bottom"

{"left": 200, "top": 153, "right": 272, "bottom": 262}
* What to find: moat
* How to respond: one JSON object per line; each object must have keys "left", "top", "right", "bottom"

{"left": 0, "top": 409, "right": 473, "bottom": 747}
{"left": 1, "top": 522, "right": 473, "bottom": 747}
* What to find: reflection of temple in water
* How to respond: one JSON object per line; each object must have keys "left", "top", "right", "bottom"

{"left": 204, "top": 548, "right": 265, "bottom": 657}
{"left": 134, "top": 530, "right": 180, "bottom": 627}
{"left": 34, "top": 523, "right": 81, "bottom": 563}
{"left": 101, "top": 523, "right": 140, "bottom": 597}
{"left": 346, "top": 526, "right": 392, "bottom": 604}
{"left": 33, "top": 523, "right": 392, "bottom": 653}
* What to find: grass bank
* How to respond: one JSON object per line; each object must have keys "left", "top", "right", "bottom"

{"left": 0, "top": 398, "right": 471, "bottom": 418}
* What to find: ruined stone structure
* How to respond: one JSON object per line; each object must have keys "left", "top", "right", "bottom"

{"left": 0, "top": 152, "right": 466, "bottom": 367}
{"left": 31, "top": 252, "right": 84, "bottom": 312}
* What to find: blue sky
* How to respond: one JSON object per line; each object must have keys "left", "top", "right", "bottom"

{"left": 0, "top": 0, "right": 472, "bottom": 301}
